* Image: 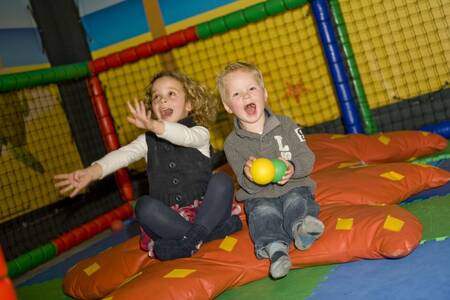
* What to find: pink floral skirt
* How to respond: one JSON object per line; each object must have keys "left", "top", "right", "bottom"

{"left": 139, "top": 199, "right": 242, "bottom": 257}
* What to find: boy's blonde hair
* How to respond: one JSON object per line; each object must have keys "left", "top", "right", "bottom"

{"left": 145, "top": 70, "right": 217, "bottom": 127}
{"left": 216, "top": 62, "right": 265, "bottom": 101}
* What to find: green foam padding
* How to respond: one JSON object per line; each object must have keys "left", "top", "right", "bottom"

{"left": 0, "top": 62, "right": 90, "bottom": 92}
{"left": 224, "top": 11, "right": 248, "bottom": 29}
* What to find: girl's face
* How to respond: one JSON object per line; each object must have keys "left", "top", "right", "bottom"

{"left": 222, "top": 70, "right": 268, "bottom": 133}
{"left": 150, "top": 76, "right": 192, "bottom": 122}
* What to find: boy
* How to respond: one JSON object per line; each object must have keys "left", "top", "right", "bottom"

{"left": 217, "top": 62, "right": 324, "bottom": 279}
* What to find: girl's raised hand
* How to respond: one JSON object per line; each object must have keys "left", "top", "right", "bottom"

{"left": 127, "top": 99, "right": 153, "bottom": 131}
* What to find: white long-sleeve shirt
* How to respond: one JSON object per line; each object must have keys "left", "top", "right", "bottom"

{"left": 94, "top": 121, "right": 210, "bottom": 179}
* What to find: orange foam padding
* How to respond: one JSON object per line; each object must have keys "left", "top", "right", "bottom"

{"left": 0, "top": 247, "right": 7, "bottom": 277}
{"left": 64, "top": 204, "right": 422, "bottom": 300}
{"left": 0, "top": 247, "right": 17, "bottom": 300}
{"left": 313, "top": 162, "right": 450, "bottom": 206}
{"left": 0, "top": 278, "right": 17, "bottom": 300}
{"left": 308, "top": 131, "right": 448, "bottom": 172}
{"left": 63, "top": 237, "right": 156, "bottom": 300}
{"left": 63, "top": 130, "right": 445, "bottom": 299}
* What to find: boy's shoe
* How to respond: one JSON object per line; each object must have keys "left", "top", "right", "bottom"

{"left": 294, "top": 215, "right": 324, "bottom": 250}
{"left": 269, "top": 251, "right": 292, "bottom": 279}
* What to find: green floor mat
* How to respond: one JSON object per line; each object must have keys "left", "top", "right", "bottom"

{"left": 217, "top": 264, "right": 334, "bottom": 300}
{"left": 403, "top": 194, "right": 450, "bottom": 241}
{"left": 17, "top": 279, "right": 72, "bottom": 300}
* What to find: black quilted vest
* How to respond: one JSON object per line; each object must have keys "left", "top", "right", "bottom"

{"left": 145, "top": 117, "right": 212, "bottom": 207}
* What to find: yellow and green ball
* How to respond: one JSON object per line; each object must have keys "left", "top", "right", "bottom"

{"left": 251, "top": 158, "right": 287, "bottom": 185}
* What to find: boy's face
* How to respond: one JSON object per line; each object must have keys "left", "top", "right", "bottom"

{"left": 150, "top": 76, "right": 192, "bottom": 123}
{"left": 222, "top": 70, "right": 268, "bottom": 132}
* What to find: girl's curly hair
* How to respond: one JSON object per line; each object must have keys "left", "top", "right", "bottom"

{"left": 144, "top": 70, "right": 217, "bottom": 127}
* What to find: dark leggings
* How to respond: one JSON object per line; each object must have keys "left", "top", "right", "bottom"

{"left": 134, "top": 172, "right": 234, "bottom": 240}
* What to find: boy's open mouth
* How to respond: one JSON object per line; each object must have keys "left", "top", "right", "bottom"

{"left": 245, "top": 103, "right": 256, "bottom": 114}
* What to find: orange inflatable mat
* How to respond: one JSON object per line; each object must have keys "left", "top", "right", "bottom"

{"left": 63, "top": 131, "right": 449, "bottom": 299}
{"left": 313, "top": 162, "right": 450, "bottom": 206}
{"left": 308, "top": 131, "right": 448, "bottom": 172}
{"left": 65, "top": 205, "right": 422, "bottom": 300}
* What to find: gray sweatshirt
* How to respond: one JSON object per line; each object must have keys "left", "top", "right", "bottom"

{"left": 224, "top": 109, "right": 316, "bottom": 201}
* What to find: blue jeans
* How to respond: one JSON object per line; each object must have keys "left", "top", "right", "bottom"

{"left": 244, "top": 186, "right": 319, "bottom": 259}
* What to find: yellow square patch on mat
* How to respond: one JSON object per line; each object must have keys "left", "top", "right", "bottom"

{"left": 380, "top": 171, "right": 404, "bottom": 181}
{"left": 336, "top": 218, "right": 353, "bottom": 230}
{"left": 378, "top": 135, "right": 391, "bottom": 145}
{"left": 164, "top": 269, "right": 196, "bottom": 278}
{"left": 83, "top": 262, "right": 100, "bottom": 276}
{"left": 383, "top": 215, "right": 404, "bottom": 232}
{"left": 219, "top": 236, "right": 238, "bottom": 252}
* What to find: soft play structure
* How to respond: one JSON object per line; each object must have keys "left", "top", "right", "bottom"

{"left": 0, "top": 0, "right": 449, "bottom": 295}
{"left": 63, "top": 131, "right": 449, "bottom": 299}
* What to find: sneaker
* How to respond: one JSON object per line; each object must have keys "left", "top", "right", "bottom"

{"left": 269, "top": 251, "right": 292, "bottom": 279}
{"left": 294, "top": 215, "right": 324, "bottom": 250}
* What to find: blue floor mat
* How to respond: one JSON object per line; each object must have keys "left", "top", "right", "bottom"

{"left": 309, "top": 238, "right": 450, "bottom": 300}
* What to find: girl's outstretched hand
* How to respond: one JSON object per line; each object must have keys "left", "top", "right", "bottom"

{"left": 53, "top": 164, "right": 102, "bottom": 198}
{"left": 127, "top": 100, "right": 154, "bottom": 131}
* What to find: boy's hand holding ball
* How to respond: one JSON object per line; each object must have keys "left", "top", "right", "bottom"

{"left": 248, "top": 157, "right": 289, "bottom": 185}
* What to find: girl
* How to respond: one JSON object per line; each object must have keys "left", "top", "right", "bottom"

{"left": 54, "top": 70, "right": 242, "bottom": 260}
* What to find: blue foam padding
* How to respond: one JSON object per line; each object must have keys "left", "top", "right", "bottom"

{"left": 309, "top": 238, "right": 450, "bottom": 300}
{"left": 18, "top": 220, "right": 139, "bottom": 287}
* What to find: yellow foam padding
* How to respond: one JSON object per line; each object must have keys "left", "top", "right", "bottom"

{"left": 0, "top": 63, "right": 51, "bottom": 75}
{"left": 308, "top": 131, "right": 448, "bottom": 172}
{"left": 340, "top": 0, "right": 448, "bottom": 108}
{"left": 64, "top": 204, "right": 422, "bottom": 300}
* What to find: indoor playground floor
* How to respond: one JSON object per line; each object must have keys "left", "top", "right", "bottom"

{"left": 15, "top": 160, "right": 450, "bottom": 300}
